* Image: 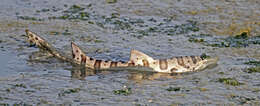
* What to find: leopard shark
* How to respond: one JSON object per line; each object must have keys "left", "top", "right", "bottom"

{"left": 25, "top": 29, "right": 218, "bottom": 73}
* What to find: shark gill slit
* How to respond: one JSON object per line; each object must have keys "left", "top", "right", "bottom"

{"left": 184, "top": 56, "right": 191, "bottom": 69}
{"left": 142, "top": 59, "right": 149, "bottom": 67}
{"left": 159, "top": 59, "right": 168, "bottom": 70}
{"left": 177, "top": 57, "right": 185, "bottom": 67}
{"left": 191, "top": 56, "right": 197, "bottom": 64}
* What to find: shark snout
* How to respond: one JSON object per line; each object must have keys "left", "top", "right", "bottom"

{"left": 203, "top": 56, "right": 219, "bottom": 69}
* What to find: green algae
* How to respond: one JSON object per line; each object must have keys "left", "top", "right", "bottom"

{"left": 188, "top": 32, "right": 260, "bottom": 48}
{"left": 59, "top": 88, "right": 81, "bottom": 96}
{"left": 0, "top": 103, "right": 8, "bottom": 106}
{"left": 244, "top": 61, "right": 260, "bottom": 66}
{"left": 218, "top": 78, "right": 243, "bottom": 86}
{"left": 229, "top": 94, "right": 257, "bottom": 105}
{"left": 48, "top": 5, "right": 89, "bottom": 20}
{"left": 48, "top": 30, "right": 72, "bottom": 36}
{"left": 244, "top": 61, "right": 260, "bottom": 73}
{"left": 36, "top": 8, "right": 50, "bottom": 13}
{"left": 14, "top": 83, "right": 27, "bottom": 88}
{"left": 113, "top": 87, "right": 132, "bottom": 96}
{"left": 18, "top": 4, "right": 202, "bottom": 40}
{"left": 62, "top": 29, "right": 72, "bottom": 35}
{"left": 166, "top": 87, "right": 190, "bottom": 92}
{"left": 64, "top": 88, "right": 80, "bottom": 93}
{"left": 218, "top": 72, "right": 225, "bottom": 75}
{"left": 65, "top": 5, "right": 85, "bottom": 13}
{"left": 188, "top": 38, "right": 204, "bottom": 43}
{"left": 5, "top": 88, "right": 11, "bottom": 92}
{"left": 17, "top": 16, "right": 43, "bottom": 21}
{"left": 166, "top": 87, "right": 181, "bottom": 92}
{"left": 246, "top": 67, "right": 260, "bottom": 73}
{"left": 106, "top": 0, "right": 117, "bottom": 4}
{"left": 234, "top": 32, "right": 248, "bottom": 39}
{"left": 21, "top": 4, "right": 200, "bottom": 36}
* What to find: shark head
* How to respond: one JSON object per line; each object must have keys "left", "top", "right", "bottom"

{"left": 130, "top": 50, "right": 218, "bottom": 73}
{"left": 193, "top": 54, "right": 219, "bottom": 72}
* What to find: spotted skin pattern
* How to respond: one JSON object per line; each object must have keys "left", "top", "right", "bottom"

{"left": 71, "top": 42, "right": 135, "bottom": 69}
{"left": 25, "top": 29, "right": 68, "bottom": 61}
{"left": 130, "top": 50, "right": 218, "bottom": 73}
{"left": 25, "top": 29, "right": 218, "bottom": 73}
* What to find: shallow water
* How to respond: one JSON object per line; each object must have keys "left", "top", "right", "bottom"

{"left": 0, "top": 0, "right": 260, "bottom": 105}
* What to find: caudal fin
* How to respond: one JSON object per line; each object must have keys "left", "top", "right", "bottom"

{"left": 25, "top": 29, "right": 57, "bottom": 54}
{"left": 25, "top": 29, "right": 49, "bottom": 49}
{"left": 71, "top": 42, "right": 88, "bottom": 65}
{"left": 25, "top": 29, "right": 68, "bottom": 61}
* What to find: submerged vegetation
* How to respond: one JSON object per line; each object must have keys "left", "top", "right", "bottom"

{"left": 188, "top": 32, "right": 260, "bottom": 48}
{"left": 166, "top": 87, "right": 181, "bottom": 92}
{"left": 218, "top": 78, "right": 244, "bottom": 86}
{"left": 58, "top": 88, "right": 81, "bottom": 96}
{"left": 246, "top": 67, "right": 260, "bottom": 73}
{"left": 17, "top": 4, "right": 200, "bottom": 39}
{"left": 15, "top": 4, "right": 260, "bottom": 48}
{"left": 244, "top": 61, "right": 260, "bottom": 66}
{"left": 17, "top": 16, "right": 44, "bottom": 21}
{"left": 166, "top": 87, "right": 190, "bottom": 92}
{"left": 106, "top": 0, "right": 117, "bottom": 4}
{"left": 48, "top": 29, "right": 72, "bottom": 36}
{"left": 113, "top": 87, "right": 132, "bottom": 96}
{"left": 244, "top": 60, "right": 260, "bottom": 73}
{"left": 14, "top": 83, "right": 27, "bottom": 88}
{"left": 228, "top": 94, "right": 257, "bottom": 105}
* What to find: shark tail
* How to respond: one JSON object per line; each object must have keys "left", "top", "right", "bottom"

{"left": 25, "top": 29, "right": 69, "bottom": 61}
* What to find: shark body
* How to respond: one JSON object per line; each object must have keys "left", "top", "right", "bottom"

{"left": 25, "top": 29, "right": 218, "bottom": 73}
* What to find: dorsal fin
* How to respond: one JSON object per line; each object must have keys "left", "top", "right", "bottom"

{"left": 130, "top": 50, "right": 154, "bottom": 66}
{"left": 71, "top": 42, "right": 88, "bottom": 64}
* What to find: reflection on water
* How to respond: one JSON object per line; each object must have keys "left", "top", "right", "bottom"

{"left": 0, "top": 51, "right": 19, "bottom": 77}
{"left": 69, "top": 67, "right": 183, "bottom": 82}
